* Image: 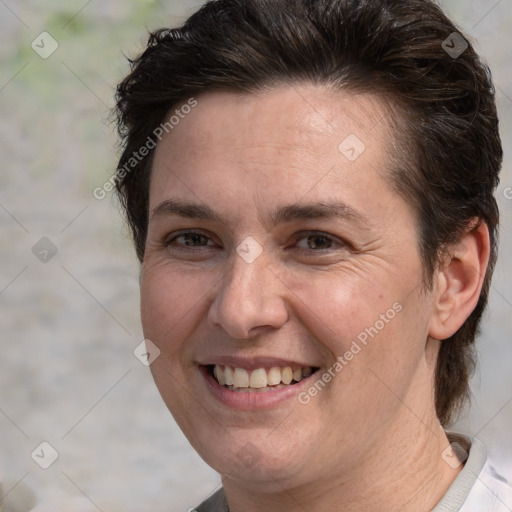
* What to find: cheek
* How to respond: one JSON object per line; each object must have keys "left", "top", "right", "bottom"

{"left": 278, "top": 266, "right": 397, "bottom": 352}
{"left": 278, "top": 266, "right": 426, "bottom": 405}
{"left": 140, "top": 264, "right": 211, "bottom": 425}
{"left": 140, "top": 262, "right": 208, "bottom": 351}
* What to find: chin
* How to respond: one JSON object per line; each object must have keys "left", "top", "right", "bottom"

{"left": 191, "top": 427, "right": 312, "bottom": 488}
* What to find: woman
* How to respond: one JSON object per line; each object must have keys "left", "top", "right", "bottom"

{"left": 113, "top": 0, "right": 512, "bottom": 510}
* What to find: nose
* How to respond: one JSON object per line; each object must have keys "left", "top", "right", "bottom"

{"left": 207, "top": 250, "right": 289, "bottom": 339}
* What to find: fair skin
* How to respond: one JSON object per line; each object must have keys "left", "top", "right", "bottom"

{"left": 140, "top": 85, "right": 490, "bottom": 512}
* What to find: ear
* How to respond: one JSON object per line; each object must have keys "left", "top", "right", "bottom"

{"left": 429, "top": 220, "right": 491, "bottom": 340}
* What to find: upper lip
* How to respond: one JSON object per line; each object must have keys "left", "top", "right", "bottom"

{"left": 198, "top": 356, "right": 320, "bottom": 371}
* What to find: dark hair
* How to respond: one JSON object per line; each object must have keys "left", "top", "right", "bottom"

{"left": 114, "top": 0, "right": 502, "bottom": 426}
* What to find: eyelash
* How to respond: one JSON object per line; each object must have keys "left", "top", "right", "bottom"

{"left": 164, "top": 230, "right": 348, "bottom": 254}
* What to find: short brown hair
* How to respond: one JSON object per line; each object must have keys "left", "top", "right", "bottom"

{"left": 114, "top": 0, "right": 502, "bottom": 426}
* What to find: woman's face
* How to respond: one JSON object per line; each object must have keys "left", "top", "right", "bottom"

{"left": 140, "top": 85, "right": 439, "bottom": 490}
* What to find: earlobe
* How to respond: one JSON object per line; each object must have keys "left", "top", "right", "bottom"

{"left": 429, "top": 220, "right": 490, "bottom": 341}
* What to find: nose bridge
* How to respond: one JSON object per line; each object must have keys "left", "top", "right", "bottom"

{"left": 208, "top": 249, "right": 288, "bottom": 338}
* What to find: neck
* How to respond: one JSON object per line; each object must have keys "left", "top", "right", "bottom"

{"left": 222, "top": 413, "right": 461, "bottom": 512}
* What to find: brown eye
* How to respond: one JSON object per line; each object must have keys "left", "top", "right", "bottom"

{"left": 181, "top": 233, "right": 209, "bottom": 246}
{"left": 295, "top": 232, "right": 338, "bottom": 251}
{"left": 166, "top": 231, "right": 213, "bottom": 248}
{"left": 305, "top": 235, "right": 333, "bottom": 250}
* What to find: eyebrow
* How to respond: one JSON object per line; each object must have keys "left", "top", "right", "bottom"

{"left": 151, "top": 199, "right": 223, "bottom": 222}
{"left": 270, "top": 202, "right": 369, "bottom": 228}
{"left": 150, "top": 199, "right": 369, "bottom": 228}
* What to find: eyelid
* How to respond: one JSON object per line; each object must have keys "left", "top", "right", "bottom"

{"left": 163, "top": 229, "right": 351, "bottom": 253}
{"left": 165, "top": 229, "right": 218, "bottom": 247}
{"left": 292, "top": 230, "right": 348, "bottom": 249}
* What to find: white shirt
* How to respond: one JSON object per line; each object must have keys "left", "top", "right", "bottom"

{"left": 433, "top": 433, "right": 512, "bottom": 511}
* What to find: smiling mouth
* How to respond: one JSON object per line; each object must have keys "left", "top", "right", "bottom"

{"left": 207, "top": 364, "right": 320, "bottom": 392}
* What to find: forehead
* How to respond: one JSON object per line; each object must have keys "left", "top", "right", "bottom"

{"left": 155, "top": 85, "right": 393, "bottom": 152}
{"left": 149, "top": 85, "right": 400, "bottom": 221}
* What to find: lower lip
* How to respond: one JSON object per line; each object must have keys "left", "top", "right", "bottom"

{"left": 200, "top": 366, "right": 318, "bottom": 410}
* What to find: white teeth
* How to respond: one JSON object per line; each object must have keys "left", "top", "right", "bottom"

{"left": 281, "top": 367, "right": 293, "bottom": 385}
{"left": 249, "top": 368, "right": 267, "bottom": 388}
{"left": 267, "top": 367, "right": 282, "bottom": 386}
{"left": 233, "top": 368, "right": 249, "bottom": 388}
{"left": 214, "top": 365, "right": 226, "bottom": 385}
{"left": 225, "top": 366, "right": 234, "bottom": 386}
{"left": 212, "top": 364, "right": 316, "bottom": 390}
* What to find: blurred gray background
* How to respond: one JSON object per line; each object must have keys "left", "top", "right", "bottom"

{"left": 1, "top": 1, "right": 511, "bottom": 510}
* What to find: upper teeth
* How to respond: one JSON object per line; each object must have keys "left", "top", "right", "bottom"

{"left": 213, "top": 365, "right": 313, "bottom": 389}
